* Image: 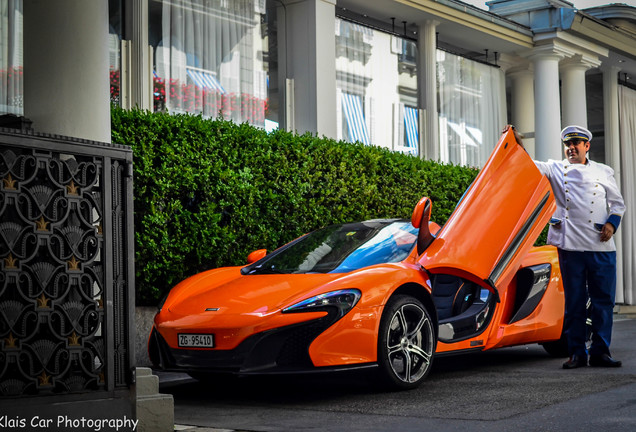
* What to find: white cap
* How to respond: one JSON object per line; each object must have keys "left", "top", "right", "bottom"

{"left": 561, "top": 125, "right": 592, "bottom": 143}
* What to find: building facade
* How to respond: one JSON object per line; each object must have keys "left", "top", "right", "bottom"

{"left": 2, "top": 0, "right": 636, "bottom": 306}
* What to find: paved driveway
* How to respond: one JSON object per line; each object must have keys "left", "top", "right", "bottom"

{"left": 162, "top": 317, "right": 636, "bottom": 432}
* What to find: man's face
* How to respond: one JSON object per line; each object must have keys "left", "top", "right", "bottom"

{"left": 564, "top": 139, "right": 590, "bottom": 164}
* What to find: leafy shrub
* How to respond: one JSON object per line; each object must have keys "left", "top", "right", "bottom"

{"left": 111, "top": 107, "right": 478, "bottom": 305}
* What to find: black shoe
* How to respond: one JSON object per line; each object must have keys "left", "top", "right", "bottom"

{"left": 563, "top": 355, "right": 587, "bottom": 369}
{"left": 589, "top": 353, "right": 622, "bottom": 367}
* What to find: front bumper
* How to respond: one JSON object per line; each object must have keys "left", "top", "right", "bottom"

{"left": 149, "top": 314, "right": 343, "bottom": 374}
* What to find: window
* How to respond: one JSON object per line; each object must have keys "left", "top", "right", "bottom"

{"left": 109, "top": 0, "right": 122, "bottom": 107}
{"left": 400, "top": 105, "right": 418, "bottom": 155}
{"left": 148, "top": 0, "right": 276, "bottom": 129}
{"left": 0, "top": 0, "right": 23, "bottom": 116}
{"left": 335, "top": 18, "right": 418, "bottom": 155}
{"left": 437, "top": 50, "right": 505, "bottom": 167}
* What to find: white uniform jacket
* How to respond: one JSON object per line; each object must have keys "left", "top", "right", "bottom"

{"left": 535, "top": 159, "right": 625, "bottom": 252}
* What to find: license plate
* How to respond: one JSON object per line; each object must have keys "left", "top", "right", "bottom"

{"left": 178, "top": 333, "right": 214, "bottom": 348}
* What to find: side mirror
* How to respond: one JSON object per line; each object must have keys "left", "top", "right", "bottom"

{"left": 411, "top": 197, "right": 435, "bottom": 255}
{"left": 246, "top": 249, "right": 267, "bottom": 264}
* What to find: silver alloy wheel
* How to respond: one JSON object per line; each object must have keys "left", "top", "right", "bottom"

{"left": 385, "top": 302, "right": 434, "bottom": 384}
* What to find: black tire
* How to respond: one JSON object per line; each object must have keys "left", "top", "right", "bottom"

{"left": 377, "top": 295, "right": 436, "bottom": 390}
{"left": 541, "top": 333, "right": 569, "bottom": 357}
{"left": 541, "top": 298, "right": 593, "bottom": 358}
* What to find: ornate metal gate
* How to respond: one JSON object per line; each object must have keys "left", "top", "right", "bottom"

{"left": 0, "top": 129, "right": 134, "bottom": 416}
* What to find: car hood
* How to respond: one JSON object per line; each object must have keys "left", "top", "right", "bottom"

{"left": 418, "top": 128, "right": 555, "bottom": 295}
{"left": 164, "top": 267, "right": 345, "bottom": 317}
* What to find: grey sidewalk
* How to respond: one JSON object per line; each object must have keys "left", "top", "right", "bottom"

{"left": 162, "top": 312, "right": 636, "bottom": 432}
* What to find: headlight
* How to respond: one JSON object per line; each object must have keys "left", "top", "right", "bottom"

{"left": 282, "top": 289, "right": 361, "bottom": 318}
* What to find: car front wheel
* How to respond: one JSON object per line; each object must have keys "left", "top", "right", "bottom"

{"left": 377, "top": 294, "right": 435, "bottom": 390}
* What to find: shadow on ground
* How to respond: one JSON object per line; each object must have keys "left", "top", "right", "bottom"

{"left": 163, "top": 340, "right": 635, "bottom": 422}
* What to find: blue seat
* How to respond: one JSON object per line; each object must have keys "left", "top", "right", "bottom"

{"left": 432, "top": 275, "right": 478, "bottom": 321}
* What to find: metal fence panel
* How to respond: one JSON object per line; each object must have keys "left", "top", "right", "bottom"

{"left": 0, "top": 130, "right": 134, "bottom": 403}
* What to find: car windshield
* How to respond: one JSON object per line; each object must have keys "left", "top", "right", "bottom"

{"left": 244, "top": 220, "right": 418, "bottom": 275}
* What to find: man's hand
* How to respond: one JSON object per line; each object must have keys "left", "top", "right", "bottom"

{"left": 502, "top": 125, "right": 524, "bottom": 148}
{"left": 600, "top": 222, "right": 615, "bottom": 242}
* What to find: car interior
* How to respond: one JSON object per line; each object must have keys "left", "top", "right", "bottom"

{"left": 410, "top": 196, "right": 551, "bottom": 344}
{"left": 431, "top": 274, "right": 494, "bottom": 342}
{"left": 430, "top": 262, "right": 552, "bottom": 343}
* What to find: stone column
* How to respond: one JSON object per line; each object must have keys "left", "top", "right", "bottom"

{"left": 529, "top": 47, "right": 566, "bottom": 161}
{"left": 280, "top": 0, "right": 337, "bottom": 138}
{"left": 508, "top": 66, "right": 536, "bottom": 157}
{"left": 23, "top": 0, "right": 110, "bottom": 142}
{"left": 417, "top": 20, "right": 439, "bottom": 161}
{"left": 125, "top": 0, "right": 152, "bottom": 111}
{"left": 560, "top": 54, "right": 600, "bottom": 127}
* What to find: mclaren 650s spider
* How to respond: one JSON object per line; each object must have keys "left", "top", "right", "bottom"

{"left": 149, "top": 128, "right": 566, "bottom": 390}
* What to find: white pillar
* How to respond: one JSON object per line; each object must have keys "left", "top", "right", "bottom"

{"left": 23, "top": 0, "right": 110, "bottom": 143}
{"left": 126, "top": 0, "right": 152, "bottom": 111}
{"left": 602, "top": 65, "right": 624, "bottom": 303}
{"left": 508, "top": 67, "right": 536, "bottom": 157}
{"left": 560, "top": 55, "right": 600, "bottom": 127}
{"left": 281, "top": 0, "right": 337, "bottom": 138}
{"left": 417, "top": 20, "right": 439, "bottom": 161}
{"left": 530, "top": 47, "right": 565, "bottom": 161}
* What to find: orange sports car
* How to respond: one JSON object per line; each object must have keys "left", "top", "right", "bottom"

{"left": 148, "top": 128, "right": 566, "bottom": 389}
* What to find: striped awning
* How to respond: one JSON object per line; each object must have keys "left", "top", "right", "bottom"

{"left": 341, "top": 93, "right": 369, "bottom": 145}
{"left": 186, "top": 68, "right": 226, "bottom": 94}
{"left": 404, "top": 106, "right": 419, "bottom": 154}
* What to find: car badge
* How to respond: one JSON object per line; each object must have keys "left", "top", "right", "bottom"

{"left": 205, "top": 308, "right": 220, "bottom": 311}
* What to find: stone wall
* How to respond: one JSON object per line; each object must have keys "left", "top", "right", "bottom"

{"left": 136, "top": 307, "right": 157, "bottom": 367}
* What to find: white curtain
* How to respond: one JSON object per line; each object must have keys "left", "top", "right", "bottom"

{"left": 437, "top": 50, "right": 505, "bottom": 167}
{"left": 335, "top": 18, "right": 418, "bottom": 154}
{"left": 0, "top": 0, "right": 23, "bottom": 115}
{"left": 152, "top": 0, "right": 267, "bottom": 126}
{"left": 619, "top": 85, "right": 636, "bottom": 305}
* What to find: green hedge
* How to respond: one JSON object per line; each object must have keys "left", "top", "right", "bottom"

{"left": 111, "top": 107, "right": 478, "bottom": 305}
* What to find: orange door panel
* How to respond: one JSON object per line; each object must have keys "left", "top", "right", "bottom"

{"left": 418, "top": 128, "right": 556, "bottom": 298}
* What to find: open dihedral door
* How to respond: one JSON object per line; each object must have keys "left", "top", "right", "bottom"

{"left": 418, "top": 129, "right": 556, "bottom": 300}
